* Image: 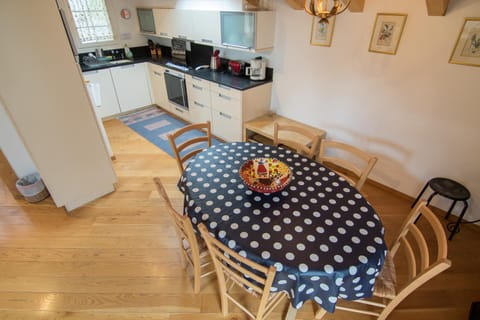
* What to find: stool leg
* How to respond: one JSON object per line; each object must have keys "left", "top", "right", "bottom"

{"left": 425, "top": 192, "right": 438, "bottom": 206}
{"left": 415, "top": 192, "right": 438, "bottom": 224}
{"left": 448, "top": 201, "right": 469, "bottom": 241}
{"left": 445, "top": 200, "right": 458, "bottom": 219}
{"left": 411, "top": 182, "right": 429, "bottom": 208}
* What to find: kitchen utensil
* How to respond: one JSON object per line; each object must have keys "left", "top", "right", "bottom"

{"left": 228, "top": 60, "right": 245, "bottom": 76}
{"left": 210, "top": 49, "right": 221, "bottom": 71}
{"left": 246, "top": 56, "right": 267, "bottom": 80}
{"left": 95, "top": 48, "right": 104, "bottom": 58}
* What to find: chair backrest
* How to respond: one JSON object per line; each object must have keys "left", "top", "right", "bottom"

{"left": 153, "top": 176, "right": 201, "bottom": 273}
{"left": 168, "top": 121, "right": 212, "bottom": 173}
{"left": 272, "top": 122, "right": 321, "bottom": 159}
{"left": 391, "top": 200, "right": 451, "bottom": 290}
{"left": 318, "top": 140, "right": 377, "bottom": 190}
{"left": 379, "top": 200, "right": 451, "bottom": 319}
{"left": 198, "top": 223, "right": 282, "bottom": 320}
{"left": 318, "top": 200, "right": 452, "bottom": 320}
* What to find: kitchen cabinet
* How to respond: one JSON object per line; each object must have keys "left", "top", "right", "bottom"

{"left": 191, "top": 11, "right": 221, "bottom": 45}
{"left": 186, "top": 74, "right": 212, "bottom": 124}
{"left": 110, "top": 62, "right": 152, "bottom": 112}
{"left": 153, "top": 9, "right": 172, "bottom": 38}
{"left": 148, "top": 63, "right": 169, "bottom": 109}
{"left": 220, "top": 11, "right": 275, "bottom": 51}
{"left": 169, "top": 103, "right": 190, "bottom": 122}
{"left": 210, "top": 82, "right": 272, "bottom": 141}
{"left": 83, "top": 68, "right": 120, "bottom": 118}
{"left": 153, "top": 8, "right": 192, "bottom": 39}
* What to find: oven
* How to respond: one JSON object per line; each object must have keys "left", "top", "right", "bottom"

{"left": 164, "top": 69, "right": 188, "bottom": 110}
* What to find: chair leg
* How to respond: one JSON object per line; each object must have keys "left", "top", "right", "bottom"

{"left": 314, "top": 306, "right": 328, "bottom": 319}
{"left": 193, "top": 264, "right": 201, "bottom": 294}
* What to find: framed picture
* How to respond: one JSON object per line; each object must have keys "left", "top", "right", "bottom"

{"left": 310, "top": 16, "right": 336, "bottom": 47}
{"left": 369, "top": 13, "right": 407, "bottom": 55}
{"left": 449, "top": 18, "right": 480, "bottom": 67}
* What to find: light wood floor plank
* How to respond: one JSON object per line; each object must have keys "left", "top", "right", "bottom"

{"left": 0, "top": 118, "right": 478, "bottom": 320}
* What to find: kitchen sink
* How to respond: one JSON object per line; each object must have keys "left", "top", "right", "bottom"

{"left": 83, "top": 59, "right": 133, "bottom": 68}
{"left": 108, "top": 59, "right": 133, "bottom": 65}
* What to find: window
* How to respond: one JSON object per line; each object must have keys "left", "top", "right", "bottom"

{"left": 67, "top": 0, "right": 114, "bottom": 44}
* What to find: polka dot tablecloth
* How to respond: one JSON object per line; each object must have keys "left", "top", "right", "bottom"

{"left": 177, "top": 142, "right": 387, "bottom": 313}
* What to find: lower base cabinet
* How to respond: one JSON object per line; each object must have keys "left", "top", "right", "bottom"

{"left": 83, "top": 68, "right": 120, "bottom": 119}
{"left": 110, "top": 63, "right": 152, "bottom": 112}
{"left": 170, "top": 103, "right": 190, "bottom": 122}
{"left": 148, "top": 63, "right": 169, "bottom": 109}
{"left": 211, "top": 109, "right": 242, "bottom": 141}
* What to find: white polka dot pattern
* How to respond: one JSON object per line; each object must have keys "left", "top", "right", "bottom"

{"left": 178, "top": 142, "right": 387, "bottom": 313}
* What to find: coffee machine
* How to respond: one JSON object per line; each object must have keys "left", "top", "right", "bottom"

{"left": 246, "top": 56, "right": 267, "bottom": 81}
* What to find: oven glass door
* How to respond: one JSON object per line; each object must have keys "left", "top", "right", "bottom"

{"left": 164, "top": 72, "right": 188, "bottom": 109}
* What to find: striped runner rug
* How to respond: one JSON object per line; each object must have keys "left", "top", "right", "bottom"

{"left": 118, "top": 106, "right": 221, "bottom": 158}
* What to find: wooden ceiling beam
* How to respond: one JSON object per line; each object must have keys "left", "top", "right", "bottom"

{"left": 425, "top": 0, "right": 450, "bottom": 16}
{"left": 286, "top": 0, "right": 365, "bottom": 13}
{"left": 346, "top": 0, "right": 364, "bottom": 12}
{"left": 286, "top": 0, "right": 304, "bottom": 10}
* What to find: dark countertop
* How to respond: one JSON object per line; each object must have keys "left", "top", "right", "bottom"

{"left": 80, "top": 57, "right": 272, "bottom": 91}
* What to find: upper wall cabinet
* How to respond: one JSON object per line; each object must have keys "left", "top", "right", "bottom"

{"left": 153, "top": 9, "right": 193, "bottom": 39}
{"left": 221, "top": 11, "right": 275, "bottom": 51}
{"left": 149, "top": 9, "right": 275, "bottom": 52}
{"left": 191, "top": 11, "right": 221, "bottom": 46}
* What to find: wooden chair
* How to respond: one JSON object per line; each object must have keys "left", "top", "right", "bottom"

{"left": 272, "top": 122, "right": 321, "bottom": 159}
{"left": 167, "top": 121, "right": 212, "bottom": 173}
{"left": 317, "top": 140, "right": 377, "bottom": 191}
{"left": 315, "top": 200, "right": 452, "bottom": 320}
{"left": 153, "top": 177, "right": 214, "bottom": 293}
{"left": 198, "top": 223, "right": 289, "bottom": 320}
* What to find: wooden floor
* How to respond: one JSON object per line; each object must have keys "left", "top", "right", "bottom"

{"left": 0, "top": 118, "right": 479, "bottom": 320}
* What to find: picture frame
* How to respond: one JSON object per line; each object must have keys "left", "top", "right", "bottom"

{"left": 310, "top": 16, "right": 336, "bottom": 47}
{"left": 369, "top": 13, "right": 407, "bottom": 55}
{"left": 449, "top": 18, "right": 480, "bottom": 67}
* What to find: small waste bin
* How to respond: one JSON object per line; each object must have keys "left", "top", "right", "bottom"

{"left": 15, "top": 173, "right": 49, "bottom": 203}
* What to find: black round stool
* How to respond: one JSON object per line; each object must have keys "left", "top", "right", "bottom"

{"left": 411, "top": 177, "right": 470, "bottom": 240}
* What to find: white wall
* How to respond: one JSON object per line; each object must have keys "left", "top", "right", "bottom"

{"left": 0, "top": 0, "right": 117, "bottom": 211}
{"left": 0, "top": 100, "right": 37, "bottom": 178}
{"left": 267, "top": 0, "right": 480, "bottom": 221}
{"left": 110, "top": 0, "right": 480, "bottom": 221}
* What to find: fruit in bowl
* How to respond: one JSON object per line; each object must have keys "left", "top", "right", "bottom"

{"left": 240, "top": 158, "right": 292, "bottom": 193}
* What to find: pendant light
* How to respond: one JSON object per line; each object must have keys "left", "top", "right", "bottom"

{"left": 304, "top": 0, "right": 351, "bottom": 23}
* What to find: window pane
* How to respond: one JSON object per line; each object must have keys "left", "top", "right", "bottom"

{"left": 68, "top": 0, "right": 113, "bottom": 44}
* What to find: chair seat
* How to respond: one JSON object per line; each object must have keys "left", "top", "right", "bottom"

{"left": 373, "top": 253, "right": 396, "bottom": 299}
{"left": 428, "top": 177, "right": 470, "bottom": 201}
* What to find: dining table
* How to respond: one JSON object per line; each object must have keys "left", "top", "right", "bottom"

{"left": 177, "top": 141, "right": 387, "bottom": 318}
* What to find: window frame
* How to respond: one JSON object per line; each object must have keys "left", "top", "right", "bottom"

{"left": 58, "top": 0, "right": 118, "bottom": 52}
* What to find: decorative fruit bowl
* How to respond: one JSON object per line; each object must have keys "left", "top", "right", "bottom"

{"left": 240, "top": 158, "right": 292, "bottom": 193}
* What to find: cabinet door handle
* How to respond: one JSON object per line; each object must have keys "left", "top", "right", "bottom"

{"left": 153, "top": 71, "right": 162, "bottom": 76}
{"left": 119, "top": 64, "right": 134, "bottom": 69}
{"left": 175, "top": 107, "right": 185, "bottom": 113}
{"left": 194, "top": 101, "right": 204, "bottom": 107}
{"left": 218, "top": 93, "right": 231, "bottom": 100}
{"left": 222, "top": 43, "right": 251, "bottom": 50}
{"left": 219, "top": 112, "right": 232, "bottom": 119}
{"left": 192, "top": 84, "right": 202, "bottom": 90}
